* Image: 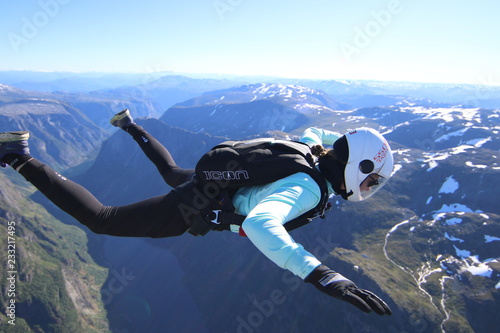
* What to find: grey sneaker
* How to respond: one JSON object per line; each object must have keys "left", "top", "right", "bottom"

{"left": 0, "top": 131, "right": 30, "bottom": 167}
{"left": 110, "top": 109, "right": 134, "bottom": 129}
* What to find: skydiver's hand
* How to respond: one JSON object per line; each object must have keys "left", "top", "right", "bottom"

{"left": 305, "top": 265, "right": 392, "bottom": 315}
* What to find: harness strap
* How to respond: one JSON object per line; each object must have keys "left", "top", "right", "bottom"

{"left": 213, "top": 201, "right": 332, "bottom": 233}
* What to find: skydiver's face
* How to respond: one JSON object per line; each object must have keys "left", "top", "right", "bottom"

{"left": 360, "top": 174, "right": 381, "bottom": 192}
{"left": 340, "top": 173, "right": 380, "bottom": 192}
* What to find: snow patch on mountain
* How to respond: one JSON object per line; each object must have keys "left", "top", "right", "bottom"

{"left": 450, "top": 145, "right": 475, "bottom": 155}
{"left": 422, "top": 142, "right": 485, "bottom": 170}
{"left": 392, "top": 164, "right": 403, "bottom": 175}
{"left": 459, "top": 256, "right": 495, "bottom": 278}
{"left": 0, "top": 84, "right": 18, "bottom": 93}
{"left": 439, "top": 176, "right": 459, "bottom": 194}
{"left": 465, "top": 161, "right": 488, "bottom": 169}
{"left": 293, "top": 103, "right": 334, "bottom": 113}
{"left": 453, "top": 245, "right": 471, "bottom": 258}
{"left": 466, "top": 137, "right": 491, "bottom": 147}
{"left": 443, "top": 217, "right": 463, "bottom": 225}
{"left": 444, "top": 232, "right": 464, "bottom": 242}
{"left": 435, "top": 203, "right": 480, "bottom": 214}
{"left": 252, "top": 83, "right": 318, "bottom": 99}
{"left": 407, "top": 107, "right": 482, "bottom": 123}
{"left": 423, "top": 152, "right": 450, "bottom": 171}
{"left": 485, "top": 235, "right": 500, "bottom": 243}
{"left": 430, "top": 212, "right": 468, "bottom": 226}
{"left": 435, "top": 128, "right": 468, "bottom": 143}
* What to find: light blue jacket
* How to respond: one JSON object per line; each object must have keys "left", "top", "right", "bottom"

{"left": 231, "top": 127, "right": 341, "bottom": 279}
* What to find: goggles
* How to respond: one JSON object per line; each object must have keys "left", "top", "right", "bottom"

{"left": 359, "top": 173, "right": 388, "bottom": 200}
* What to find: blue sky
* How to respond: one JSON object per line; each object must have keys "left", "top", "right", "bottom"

{"left": 1, "top": 0, "right": 499, "bottom": 85}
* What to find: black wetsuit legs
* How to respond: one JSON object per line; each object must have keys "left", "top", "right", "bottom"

{"left": 19, "top": 159, "right": 189, "bottom": 237}
{"left": 126, "top": 124, "right": 194, "bottom": 187}
{"left": 15, "top": 124, "right": 195, "bottom": 237}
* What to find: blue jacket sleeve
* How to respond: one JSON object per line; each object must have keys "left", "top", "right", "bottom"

{"left": 241, "top": 181, "right": 322, "bottom": 279}
{"left": 300, "top": 127, "right": 341, "bottom": 147}
{"left": 234, "top": 127, "right": 340, "bottom": 279}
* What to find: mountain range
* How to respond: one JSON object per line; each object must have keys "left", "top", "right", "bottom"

{"left": 0, "top": 74, "right": 498, "bottom": 333}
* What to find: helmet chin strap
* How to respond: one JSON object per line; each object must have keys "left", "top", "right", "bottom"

{"left": 317, "top": 156, "right": 353, "bottom": 200}
{"left": 340, "top": 189, "right": 353, "bottom": 200}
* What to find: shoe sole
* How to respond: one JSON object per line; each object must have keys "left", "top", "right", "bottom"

{"left": 0, "top": 131, "right": 30, "bottom": 142}
{"left": 110, "top": 109, "right": 130, "bottom": 125}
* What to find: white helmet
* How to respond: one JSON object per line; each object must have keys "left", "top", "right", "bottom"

{"left": 343, "top": 128, "right": 394, "bottom": 202}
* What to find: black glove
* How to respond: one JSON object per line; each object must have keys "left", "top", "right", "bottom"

{"left": 305, "top": 265, "right": 392, "bottom": 315}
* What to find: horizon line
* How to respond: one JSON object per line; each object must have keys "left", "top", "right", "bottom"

{"left": 1, "top": 69, "right": 499, "bottom": 87}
